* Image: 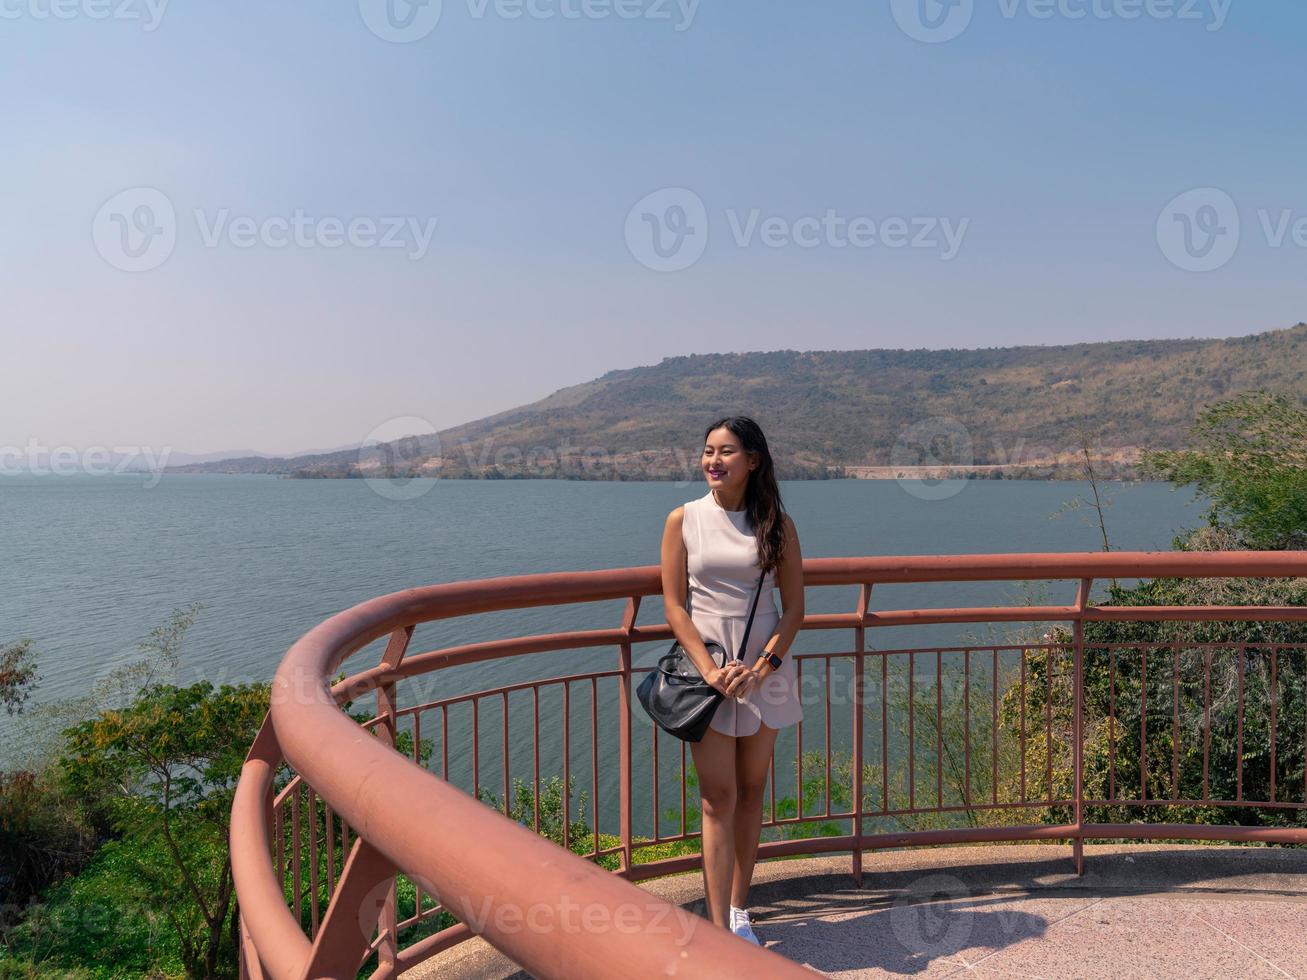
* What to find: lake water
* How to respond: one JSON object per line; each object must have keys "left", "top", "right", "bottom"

{"left": 2, "top": 474, "right": 1203, "bottom": 754}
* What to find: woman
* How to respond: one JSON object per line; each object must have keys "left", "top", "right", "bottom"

{"left": 659, "top": 416, "right": 805, "bottom": 946}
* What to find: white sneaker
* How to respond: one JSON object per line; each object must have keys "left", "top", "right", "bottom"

{"left": 729, "top": 906, "right": 761, "bottom": 945}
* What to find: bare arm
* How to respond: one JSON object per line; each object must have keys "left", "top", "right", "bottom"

{"left": 745, "top": 514, "right": 805, "bottom": 685}
{"left": 661, "top": 507, "right": 745, "bottom": 696}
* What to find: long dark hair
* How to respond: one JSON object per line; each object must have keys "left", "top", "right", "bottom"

{"left": 703, "top": 416, "right": 788, "bottom": 574}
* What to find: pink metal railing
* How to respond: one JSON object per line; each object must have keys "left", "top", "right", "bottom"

{"left": 231, "top": 552, "right": 1307, "bottom": 979}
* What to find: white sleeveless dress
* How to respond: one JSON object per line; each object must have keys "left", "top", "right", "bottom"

{"left": 681, "top": 489, "right": 804, "bottom": 737}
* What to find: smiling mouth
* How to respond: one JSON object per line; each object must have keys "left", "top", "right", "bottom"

{"left": 708, "top": 469, "right": 726, "bottom": 479}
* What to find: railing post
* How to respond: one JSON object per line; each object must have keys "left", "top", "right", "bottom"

{"left": 851, "top": 583, "right": 872, "bottom": 887}
{"left": 373, "top": 626, "right": 414, "bottom": 977}
{"left": 1072, "top": 577, "right": 1091, "bottom": 876}
{"left": 619, "top": 596, "right": 640, "bottom": 875}
{"left": 303, "top": 838, "right": 401, "bottom": 979}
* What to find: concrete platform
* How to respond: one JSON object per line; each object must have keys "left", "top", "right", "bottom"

{"left": 405, "top": 844, "right": 1307, "bottom": 978}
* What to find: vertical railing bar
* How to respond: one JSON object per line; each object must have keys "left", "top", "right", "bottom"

{"left": 682, "top": 737, "right": 689, "bottom": 838}
{"left": 275, "top": 797, "right": 285, "bottom": 889}
{"left": 1109, "top": 647, "right": 1117, "bottom": 801}
{"left": 472, "top": 697, "right": 480, "bottom": 802}
{"left": 991, "top": 648, "right": 998, "bottom": 808}
{"left": 883, "top": 653, "right": 893, "bottom": 815}
{"left": 1237, "top": 645, "right": 1244, "bottom": 802}
{"left": 852, "top": 626, "right": 865, "bottom": 883}
{"left": 1045, "top": 645, "right": 1053, "bottom": 805}
{"left": 340, "top": 818, "right": 350, "bottom": 875}
{"left": 1171, "top": 642, "right": 1180, "bottom": 802}
{"left": 964, "top": 648, "right": 971, "bottom": 809}
{"left": 1073, "top": 576, "right": 1090, "bottom": 876}
{"left": 852, "top": 582, "right": 870, "bottom": 883}
{"left": 1020, "top": 649, "right": 1027, "bottom": 803}
{"left": 621, "top": 598, "right": 641, "bottom": 867}
{"left": 652, "top": 716, "right": 660, "bottom": 841}
{"left": 1270, "top": 645, "right": 1278, "bottom": 804}
{"left": 824, "top": 657, "right": 832, "bottom": 818}
{"left": 1203, "top": 648, "right": 1211, "bottom": 802}
{"left": 441, "top": 705, "right": 449, "bottom": 781}
{"left": 533, "top": 686, "right": 541, "bottom": 833}
{"left": 768, "top": 725, "right": 776, "bottom": 826}
{"left": 291, "top": 786, "right": 303, "bottom": 928}
{"left": 908, "top": 651, "right": 915, "bottom": 812}
{"left": 563, "top": 680, "right": 571, "bottom": 852}
{"left": 1140, "top": 646, "right": 1148, "bottom": 803}
{"left": 324, "top": 802, "right": 336, "bottom": 897}
{"left": 410, "top": 713, "right": 422, "bottom": 917}
{"left": 796, "top": 658, "right": 803, "bottom": 818}
{"left": 502, "top": 690, "right": 510, "bottom": 817}
{"left": 936, "top": 649, "right": 943, "bottom": 810}
{"left": 305, "top": 789, "right": 318, "bottom": 940}
{"left": 591, "top": 675, "right": 599, "bottom": 860}
{"left": 619, "top": 625, "right": 634, "bottom": 873}
{"left": 616, "top": 640, "right": 632, "bottom": 878}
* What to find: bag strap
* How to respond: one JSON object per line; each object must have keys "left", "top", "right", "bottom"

{"left": 736, "top": 567, "right": 768, "bottom": 660}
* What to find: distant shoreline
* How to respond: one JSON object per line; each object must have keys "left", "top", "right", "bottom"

{"left": 159, "top": 463, "right": 1155, "bottom": 482}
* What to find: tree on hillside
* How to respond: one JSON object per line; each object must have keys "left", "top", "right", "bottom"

{"left": 58, "top": 680, "right": 269, "bottom": 978}
{"left": 1140, "top": 390, "right": 1307, "bottom": 550}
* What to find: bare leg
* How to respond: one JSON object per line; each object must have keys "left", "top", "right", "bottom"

{"left": 731, "top": 722, "right": 779, "bottom": 909}
{"left": 688, "top": 726, "right": 737, "bottom": 928}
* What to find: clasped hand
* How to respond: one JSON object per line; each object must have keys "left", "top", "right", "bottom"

{"left": 710, "top": 660, "right": 759, "bottom": 699}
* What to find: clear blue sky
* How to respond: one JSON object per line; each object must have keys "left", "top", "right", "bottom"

{"left": 3, "top": 0, "right": 1304, "bottom": 455}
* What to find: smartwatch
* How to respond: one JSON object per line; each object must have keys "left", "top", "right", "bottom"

{"left": 764, "top": 650, "right": 784, "bottom": 671}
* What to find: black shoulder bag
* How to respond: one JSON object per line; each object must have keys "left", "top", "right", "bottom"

{"left": 636, "top": 568, "right": 767, "bottom": 743}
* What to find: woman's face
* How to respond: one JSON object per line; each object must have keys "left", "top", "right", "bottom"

{"left": 702, "top": 427, "right": 756, "bottom": 493}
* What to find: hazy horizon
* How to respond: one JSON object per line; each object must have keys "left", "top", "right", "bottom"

{"left": 6, "top": 321, "right": 1296, "bottom": 462}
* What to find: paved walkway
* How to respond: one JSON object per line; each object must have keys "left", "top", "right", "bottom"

{"left": 408, "top": 844, "right": 1307, "bottom": 978}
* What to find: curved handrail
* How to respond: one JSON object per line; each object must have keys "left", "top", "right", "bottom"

{"left": 233, "top": 552, "right": 1307, "bottom": 978}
